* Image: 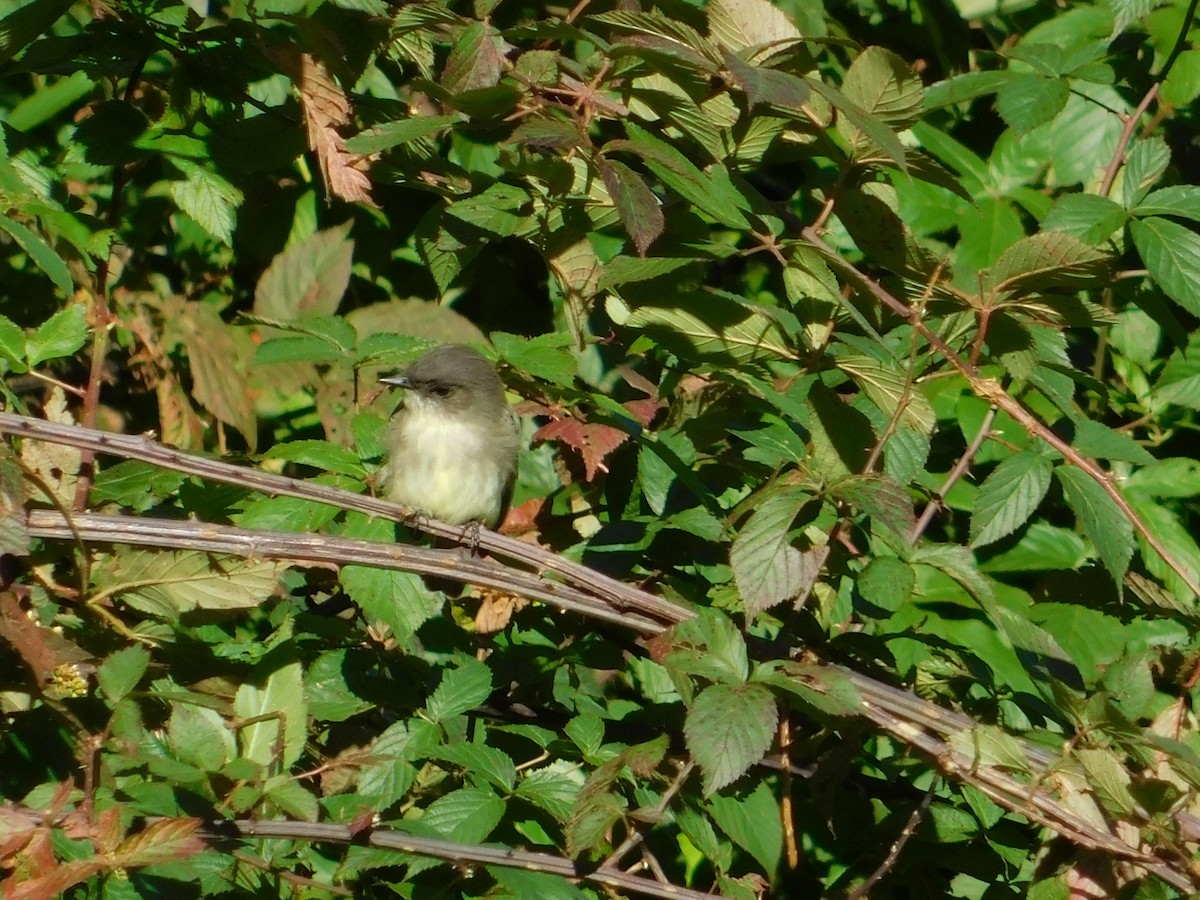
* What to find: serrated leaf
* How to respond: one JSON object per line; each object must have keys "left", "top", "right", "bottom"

{"left": 93, "top": 550, "right": 288, "bottom": 618}
{"left": 1130, "top": 216, "right": 1200, "bottom": 316}
{"left": 441, "top": 21, "right": 504, "bottom": 93}
{"left": 856, "top": 556, "right": 915, "bottom": 612}
{"left": 990, "top": 231, "right": 1109, "bottom": 296}
{"left": 1076, "top": 748, "right": 1135, "bottom": 817}
{"left": 1071, "top": 418, "right": 1155, "bottom": 465}
{"left": 445, "top": 182, "right": 535, "bottom": 238}
{"left": 492, "top": 331, "right": 576, "bottom": 385}
{"left": 661, "top": 608, "right": 750, "bottom": 684}
{"left": 0, "top": 215, "right": 73, "bottom": 295}
{"left": 597, "top": 158, "right": 663, "bottom": 256}
{"left": 254, "top": 223, "right": 354, "bottom": 321}
{"left": 169, "top": 159, "right": 243, "bottom": 245}
{"left": 436, "top": 743, "right": 516, "bottom": 793}
{"left": 1134, "top": 184, "right": 1200, "bottom": 222}
{"left": 515, "top": 761, "right": 584, "bottom": 822}
{"left": 95, "top": 644, "right": 150, "bottom": 705}
{"left": 26, "top": 303, "right": 86, "bottom": 366}
{"left": 426, "top": 660, "right": 492, "bottom": 723}
{"left": 685, "top": 682, "right": 777, "bottom": 795}
{"left": 0, "top": 0, "right": 77, "bottom": 66}
{"left": 422, "top": 786, "right": 506, "bottom": 842}
{"left": 266, "top": 440, "right": 367, "bottom": 478}
{"left": 174, "top": 302, "right": 258, "bottom": 451}
{"left": 0, "top": 313, "right": 25, "bottom": 367}
{"left": 1055, "top": 466, "right": 1134, "bottom": 584}
{"left": 723, "top": 49, "right": 810, "bottom": 113}
{"left": 708, "top": 0, "right": 800, "bottom": 53}
{"left": 344, "top": 114, "right": 462, "bottom": 154}
{"left": 841, "top": 46, "right": 923, "bottom": 129}
{"left": 835, "top": 353, "right": 935, "bottom": 434}
{"left": 995, "top": 74, "right": 1069, "bottom": 134}
{"left": 707, "top": 780, "right": 782, "bottom": 875}
{"left": 970, "top": 452, "right": 1053, "bottom": 548}
{"left": 829, "top": 473, "right": 916, "bottom": 536}
{"left": 234, "top": 652, "right": 307, "bottom": 768}
{"left": 613, "top": 291, "right": 792, "bottom": 363}
{"left": 731, "top": 488, "right": 810, "bottom": 617}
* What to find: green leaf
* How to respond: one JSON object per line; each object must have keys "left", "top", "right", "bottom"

{"left": 707, "top": 780, "right": 782, "bottom": 875}
{"left": 970, "top": 453, "right": 1054, "bottom": 548}
{"left": 305, "top": 649, "right": 374, "bottom": 722}
{"left": 722, "top": 49, "right": 811, "bottom": 113}
{"left": 841, "top": 46, "right": 924, "bottom": 129}
{"left": 514, "top": 761, "right": 583, "bottom": 822}
{"left": 254, "top": 223, "right": 354, "bottom": 321}
{"left": 828, "top": 473, "right": 916, "bottom": 536}
{"left": 169, "top": 159, "right": 244, "bottom": 245}
{"left": 1042, "top": 193, "right": 1128, "bottom": 244}
{"left": 445, "top": 183, "right": 535, "bottom": 238}
{"left": 426, "top": 659, "right": 492, "bottom": 723}
{"left": 1071, "top": 418, "right": 1155, "bottom": 465}
{"left": 663, "top": 608, "right": 750, "bottom": 684}
{"left": 0, "top": 216, "right": 73, "bottom": 295}
{"left": 441, "top": 21, "right": 504, "bottom": 93}
{"left": 0, "top": 313, "right": 25, "bottom": 367}
{"left": 492, "top": 331, "right": 576, "bottom": 386}
{"left": 345, "top": 566, "right": 444, "bottom": 644}
{"left": 168, "top": 703, "right": 236, "bottom": 770}
{"left": 344, "top": 114, "right": 463, "bottom": 154}
{"left": 995, "top": 75, "right": 1069, "bottom": 134}
{"left": 685, "top": 682, "right": 777, "bottom": 795}
{"left": 1134, "top": 185, "right": 1200, "bottom": 222}
{"left": 1130, "top": 216, "right": 1200, "bottom": 316}
{"left": 597, "top": 158, "right": 663, "bottom": 256}
{"left": 266, "top": 440, "right": 368, "bottom": 478}
{"left": 608, "top": 291, "right": 791, "bottom": 363}
{"left": 95, "top": 645, "right": 150, "bottom": 705}
{"left": 989, "top": 231, "right": 1109, "bottom": 296}
{"left": 93, "top": 550, "right": 287, "bottom": 618}
{"left": 707, "top": 0, "right": 800, "bottom": 52}
{"left": 807, "top": 77, "right": 906, "bottom": 168}
{"left": 1076, "top": 748, "right": 1135, "bottom": 817}
{"left": 0, "top": 0, "right": 76, "bottom": 66}
{"left": 923, "top": 70, "right": 1015, "bottom": 110}
{"left": 856, "top": 556, "right": 915, "bottom": 612}
{"left": 26, "top": 303, "right": 86, "bottom": 366}
{"left": 238, "top": 495, "right": 341, "bottom": 532}
{"left": 234, "top": 651, "right": 307, "bottom": 768}
{"left": 1125, "top": 458, "right": 1200, "bottom": 498}
{"left": 422, "top": 786, "right": 506, "bottom": 842}
{"left": 436, "top": 743, "right": 517, "bottom": 793}
{"left": 1055, "top": 466, "right": 1134, "bottom": 584}
{"left": 731, "top": 487, "right": 810, "bottom": 618}
{"left": 489, "top": 868, "right": 589, "bottom": 900}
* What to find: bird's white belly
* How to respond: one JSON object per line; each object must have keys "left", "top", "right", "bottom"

{"left": 387, "top": 408, "right": 508, "bottom": 525}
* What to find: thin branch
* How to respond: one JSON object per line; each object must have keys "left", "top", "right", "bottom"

{"left": 800, "top": 228, "right": 1200, "bottom": 600}
{"left": 23, "top": 510, "right": 667, "bottom": 635}
{"left": 8, "top": 417, "right": 1200, "bottom": 891}
{"left": 844, "top": 781, "right": 935, "bottom": 900}
{"left": 0, "top": 413, "right": 688, "bottom": 628}
{"left": 205, "top": 818, "right": 717, "bottom": 900}
{"left": 908, "top": 406, "right": 998, "bottom": 544}
{"left": 603, "top": 760, "right": 696, "bottom": 870}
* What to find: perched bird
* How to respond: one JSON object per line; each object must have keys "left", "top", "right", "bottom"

{"left": 381, "top": 343, "right": 520, "bottom": 529}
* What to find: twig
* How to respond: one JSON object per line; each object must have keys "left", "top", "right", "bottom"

{"left": 844, "top": 781, "right": 935, "bottom": 900}
{"left": 207, "top": 818, "right": 717, "bottom": 900}
{"left": 602, "top": 760, "right": 696, "bottom": 870}
{"left": 800, "top": 228, "right": 1200, "bottom": 600}
{"left": 0, "top": 413, "right": 688, "bottom": 628}
{"left": 8, "top": 418, "right": 1200, "bottom": 891}
{"left": 908, "top": 406, "right": 998, "bottom": 544}
{"left": 23, "top": 510, "right": 667, "bottom": 634}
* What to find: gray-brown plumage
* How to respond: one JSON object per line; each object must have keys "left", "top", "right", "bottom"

{"left": 381, "top": 344, "right": 519, "bottom": 528}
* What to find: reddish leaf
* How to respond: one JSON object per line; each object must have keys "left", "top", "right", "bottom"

{"left": 597, "top": 158, "right": 663, "bottom": 256}
{"left": 536, "top": 415, "right": 630, "bottom": 481}
{"left": 114, "top": 818, "right": 204, "bottom": 868}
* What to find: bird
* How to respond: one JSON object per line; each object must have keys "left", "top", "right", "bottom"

{"left": 380, "top": 343, "right": 520, "bottom": 530}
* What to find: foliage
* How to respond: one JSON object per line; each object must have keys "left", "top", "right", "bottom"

{"left": 2, "top": 0, "right": 1200, "bottom": 896}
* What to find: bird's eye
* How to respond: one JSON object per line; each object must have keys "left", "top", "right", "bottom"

{"left": 430, "top": 385, "right": 452, "bottom": 398}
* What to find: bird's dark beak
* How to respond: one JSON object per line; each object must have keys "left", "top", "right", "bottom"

{"left": 380, "top": 374, "right": 411, "bottom": 388}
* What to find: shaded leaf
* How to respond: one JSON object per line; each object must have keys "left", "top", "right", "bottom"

{"left": 685, "top": 682, "right": 777, "bottom": 795}
{"left": 731, "top": 487, "right": 810, "bottom": 617}
{"left": 597, "top": 158, "right": 663, "bottom": 256}
{"left": 1055, "top": 466, "right": 1134, "bottom": 585}
{"left": 970, "top": 452, "right": 1054, "bottom": 548}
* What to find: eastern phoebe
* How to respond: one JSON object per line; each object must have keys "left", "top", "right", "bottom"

{"left": 380, "top": 344, "right": 520, "bottom": 529}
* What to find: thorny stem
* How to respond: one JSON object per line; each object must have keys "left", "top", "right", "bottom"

{"left": 800, "top": 227, "right": 1200, "bottom": 599}
{"left": 909, "top": 406, "right": 998, "bottom": 544}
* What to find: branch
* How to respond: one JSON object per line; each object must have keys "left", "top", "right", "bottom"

{"left": 23, "top": 510, "right": 668, "bottom": 634}
{"left": 800, "top": 228, "right": 1200, "bottom": 600}
{"left": 7, "top": 415, "right": 1200, "bottom": 892}
{"left": 205, "top": 818, "right": 717, "bottom": 900}
{"left": 0, "top": 413, "right": 688, "bottom": 629}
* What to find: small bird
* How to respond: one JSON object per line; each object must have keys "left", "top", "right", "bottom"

{"left": 380, "top": 344, "right": 520, "bottom": 529}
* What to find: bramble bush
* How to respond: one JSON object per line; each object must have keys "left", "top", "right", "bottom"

{"left": 3, "top": 0, "right": 1200, "bottom": 897}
